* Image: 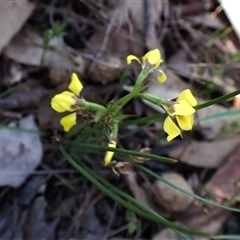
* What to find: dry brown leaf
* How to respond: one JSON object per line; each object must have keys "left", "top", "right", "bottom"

{"left": 0, "top": 115, "right": 43, "bottom": 188}
{"left": 181, "top": 207, "right": 229, "bottom": 240}
{"left": 6, "top": 30, "right": 85, "bottom": 73}
{"left": 23, "top": 196, "right": 51, "bottom": 240}
{"left": 171, "top": 147, "right": 240, "bottom": 239}
{"left": 86, "top": 54, "right": 124, "bottom": 84}
{"left": 153, "top": 148, "right": 240, "bottom": 240}
{"left": 196, "top": 104, "right": 233, "bottom": 139}
{"left": 115, "top": 0, "right": 144, "bottom": 31}
{"left": 83, "top": 0, "right": 146, "bottom": 84}
{"left": 49, "top": 69, "right": 70, "bottom": 86}
{"left": 0, "top": 1, "right": 35, "bottom": 54}
{"left": 0, "top": 81, "right": 48, "bottom": 110}
{"left": 38, "top": 90, "right": 64, "bottom": 131}
{"left": 207, "top": 149, "right": 240, "bottom": 200}
{"left": 168, "top": 50, "right": 238, "bottom": 93}
{"left": 152, "top": 228, "right": 180, "bottom": 240}
{"left": 125, "top": 170, "right": 156, "bottom": 210}
{"left": 144, "top": 1, "right": 163, "bottom": 50}
{"left": 124, "top": 170, "right": 171, "bottom": 217}
{"left": 169, "top": 138, "right": 240, "bottom": 168}
{"left": 83, "top": 26, "right": 142, "bottom": 84}
{"left": 184, "top": 12, "right": 224, "bottom": 29}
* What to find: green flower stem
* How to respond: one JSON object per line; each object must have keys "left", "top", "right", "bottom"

{"left": 111, "top": 121, "right": 119, "bottom": 139}
{"left": 83, "top": 101, "right": 106, "bottom": 112}
{"left": 137, "top": 92, "right": 166, "bottom": 106}
{"left": 113, "top": 85, "right": 144, "bottom": 110}
{"left": 94, "top": 111, "right": 104, "bottom": 122}
{"left": 114, "top": 69, "right": 149, "bottom": 109}
{"left": 119, "top": 88, "right": 240, "bottom": 127}
{"left": 134, "top": 68, "right": 149, "bottom": 87}
{"left": 195, "top": 88, "right": 240, "bottom": 110}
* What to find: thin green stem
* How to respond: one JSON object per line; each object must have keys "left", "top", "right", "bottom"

{"left": 113, "top": 86, "right": 142, "bottom": 110}
{"left": 195, "top": 88, "right": 240, "bottom": 110}
{"left": 120, "top": 88, "right": 240, "bottom": 127}
{"left": 0, "top": 83, "right": 26, "bottom": 98}
{"left": 63, "top": 141, "right": 176, "bottom": 164}
{"left": 114, "top": 69, "right": 148, "bottom": 109}
{"left": 60, "top": 146, "right": 210, "bottom": 238}
{"left": 0, "top": 124, "right": 48, "bottom": 136}
{"left": 84, "top": 102, "right": 106, "bottom": 112}
{"left": 211, "top": 235, "right": 240, "bottom": 240}
{"left": 119, "top": 122, "right": 152, "bottom": 139}
{"left": 77, "top": 161, "right": 205, "bottom": 239}
{"left": 137, "top": 93, "right": 166, "bottom": 106}
{"left": 134, "top": 163, "right": 240, "bottom": 212}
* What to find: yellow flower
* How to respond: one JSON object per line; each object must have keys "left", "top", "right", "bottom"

{"left": 163, "top": 89, "right": 197, "bottom": 141}
{"left": 104, "top": 140, "right": 117, "bottom": 166}
{"left": 126, "top": 49, "right": 166, "bottom": 82}
{"left": 51, "top": 73, "right": 83, "bottom": 131}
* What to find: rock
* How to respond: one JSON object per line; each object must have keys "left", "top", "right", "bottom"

{"left": 154, "top": 172, "right": 194, "bottom": 213}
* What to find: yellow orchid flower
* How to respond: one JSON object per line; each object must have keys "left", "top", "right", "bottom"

{"left": 126, "top": 49, "right": 166, "bottom": 82}
{"left": 104, "top": 140, "right": 117, "bottom": 166}
{"left": 51, "top": 73, "right": 84, "bottom": 131}
{"left": 163, "top": 89, "right": 197, "bottom": 141}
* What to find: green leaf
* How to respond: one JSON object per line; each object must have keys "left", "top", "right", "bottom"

{"left": 60, "top": 146, "right": 210, "bottom": 239}
{"left": 128, "top": 220, "right": 136, "bottom": 235}
{"left": 64, "top": 141, "right": 176, "bottom": 164}
{"left": 211, "top": 235, "right": 240, "bottom": 240}
{"left": 43, "top": 30, "right": 52, "bottom": 47}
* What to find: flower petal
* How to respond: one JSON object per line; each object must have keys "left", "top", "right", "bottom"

{"left": 163, "top": 116, "right": 181, "bottom": 141}
{"left": 68, "top": 73, "right": 83, "bottom": 96}
{"left": 177, "top": 115, "right": 194, "bottom": 131}
{"left": 51, "top": 91, "right": 76, "bottom": 112}
{"left": 172, "top": 100, "right": 195, "bottom": 116}
{"left": 177, "top": 89, "right": 197, "bottom": 106}
{"left": 51, "top": 100, "right": 66, "bottom": 113}
{"left": 142, "top": 49, "right": 162, "bottom": 70}
{"left": 126, "top": 55, "right": 141, "bottom": 65}
{"left": 60, "top": 112, "right": 77, "bottom": 132}
{"left": 157, "top": 70, "right": 167, "bottom": 83}
{"left": 104, "top": 141, "right": 117, "bottom": 166}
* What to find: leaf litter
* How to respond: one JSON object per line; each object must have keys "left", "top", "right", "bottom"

{"left": 0, "top": 0, "right": 240, "bottom": 239}
{"left": 0, "top": 115, "right": 43, "bottom": 187}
